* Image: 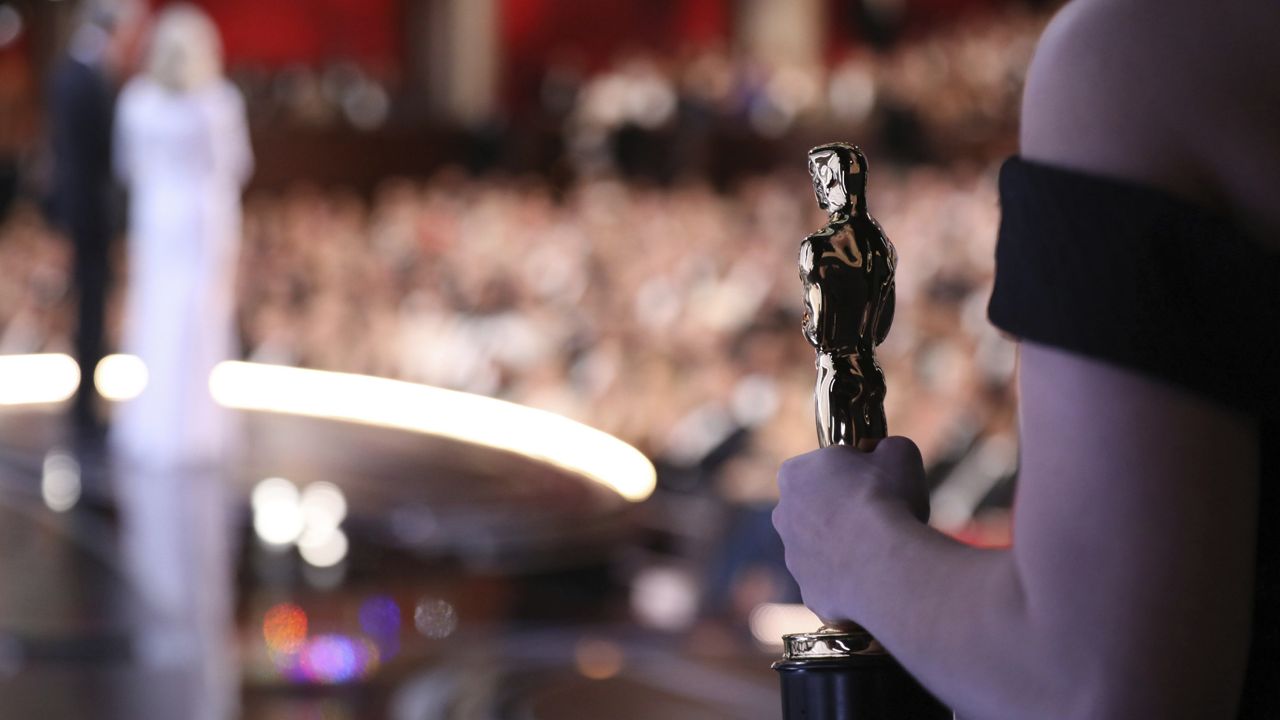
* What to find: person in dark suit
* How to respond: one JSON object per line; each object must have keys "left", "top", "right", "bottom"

{"left": 47, "top": 1, "right": 141, "bottom": 439}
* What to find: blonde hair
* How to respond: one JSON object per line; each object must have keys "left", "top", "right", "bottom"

{"left": 145, "top": 3, "right": 223, "bottom": 92}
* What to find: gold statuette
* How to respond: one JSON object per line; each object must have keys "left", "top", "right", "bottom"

{"left": 774, "top": 144, "right": 948, "bottom": 720}
{"left": 799, "top": 143, "right": 896, "bottom": 449}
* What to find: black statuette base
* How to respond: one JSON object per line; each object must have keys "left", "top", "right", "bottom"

{"left": 774, "top": 655, "right": 951, "bottom": 720}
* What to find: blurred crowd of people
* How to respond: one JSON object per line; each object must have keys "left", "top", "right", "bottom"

{"left": 0, "top": 201, "right": 70, "bottom": 356}
{"left": 232, "top": 60, "right": 392, "bottom": 132}
{"left": 559, "top": 3, "right": 1044, "bottom": 174}
{"left": 0, "top": 161, "right": 1017, "bottom": 512}
{"left": 0, "top": 0, "right": 1035, "bottom": 536}
{"left": 218, "top": 3, "right": 1045, "bottom": 179}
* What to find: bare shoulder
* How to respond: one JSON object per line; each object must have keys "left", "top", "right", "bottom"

{"left": 1021, "top": 0, "right": 1280, "bottom": 225}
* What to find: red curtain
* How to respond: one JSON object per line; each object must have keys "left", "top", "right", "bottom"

{"left": 171, "top": 0, "right": 402, "bottom": 75}
{"left": 500, "top": 0, "right": 729, "bottom": 109}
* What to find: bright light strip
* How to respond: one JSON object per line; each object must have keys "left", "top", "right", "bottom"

{"left": 747, "top": 603, "right": 822, "bottom": 648}
{"left": 210, "top": 361, "right": 656, "bottom": 502}
{"left": 0, "top": 354, "right": 656, "bottom": 503}
{"left": 0, "top": 353, "right": 79, "bottom": 405}
{"left": 95, "top": 353, "right": 148, "bottom": 401}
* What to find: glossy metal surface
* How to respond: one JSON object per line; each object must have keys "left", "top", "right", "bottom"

{"left": 799, "top": 143, "right": 896, "bottom": 448}
{"left": 785, "top": 143, "right": 897, "bottom": 652}
{"left": 776, "top": 146, "right": 951, "bottom": 719}
{"left": 780, "top": 624, "right": 884, "bottom": 661}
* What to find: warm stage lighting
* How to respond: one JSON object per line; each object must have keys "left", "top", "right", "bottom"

{"left": 300, "top": 481, "right": 347, "bottom": 532}
{"left": 0, "top": 353, "right": 78, "bottom": 405}
{"left": 94, "top": 353, "right": 148, "bottom": 401}
{"left": 298, "top": 526, "right": 349, "bottom": 568}
{"left": 209, "top": 361, "right": 657, "bottom": 502}
{"left": 263, "top": 603, "right": 308, "bottom": 654}
{"left": 252, "top": 477, "right": 306, "bottom": 546}
{"left": 0, "top": 354, "right": 656, "bottom": 503}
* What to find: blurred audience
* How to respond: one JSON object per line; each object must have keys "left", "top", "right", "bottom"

{"left": 560, "top": 5, "right": 1041, "bottom": 173}
{"left": 224, "top": 5, "right": 1041, "bottom": 176}
{"left": 0, "top": 1, "right": 1038, "bottom": 638}
{"left": 0, "top": 163, "right": 1014, "bottom": 501}
{"left": 0, "top": 0, "right": 1033, "bottom": 535}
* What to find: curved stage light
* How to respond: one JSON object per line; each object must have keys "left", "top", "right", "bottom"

{"left": 208, "top": 361, "right": 656, "bottom": 502}
{"left": 0, "top": 353, "right": 79, "bottom": 405}
{"left": 0, "top": 353, "right": 656, "bottom": 503}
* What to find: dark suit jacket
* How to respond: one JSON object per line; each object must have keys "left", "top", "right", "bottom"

{"left": 47, "top": 56, "right": 116, "bottom": 254}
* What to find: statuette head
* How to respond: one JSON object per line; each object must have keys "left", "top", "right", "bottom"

{"left": 808, "top": 143, "right": 867, "bottom": 213}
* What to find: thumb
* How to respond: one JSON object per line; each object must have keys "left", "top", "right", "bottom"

{"left": 873, "top": 435, "right": 923, "bottom": 464}
{"left": 872, "top": 436, "right": 929, "bottom": 523}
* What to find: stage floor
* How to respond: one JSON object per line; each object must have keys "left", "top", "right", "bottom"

{"left": 0, "top": 405, "right": 780, "bottom": 720}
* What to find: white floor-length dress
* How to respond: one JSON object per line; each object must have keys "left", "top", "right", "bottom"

{"left": 111, "top": 75, "right": 251, "bottom": 720}
{"left": 112, "top": 76, "right": 252, "bottom": 466}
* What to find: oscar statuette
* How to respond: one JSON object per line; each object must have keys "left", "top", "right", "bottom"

{"left": 772, "top": 144, "right": 951, "bottom": 720}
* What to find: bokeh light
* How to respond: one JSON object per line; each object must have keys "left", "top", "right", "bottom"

{"left": 297, "top": 634, "right": 376, "bottom": 684}
{"left": 0, "top": 354, "right": 78, "bottom": 406}
{"left": 630, "top": 566, "right": 698, "bottom": 632}
{"left": 298, "top": 634, "right": 358, "bottom": 683}
{"left": 358, "top": 595, "right": 401, "bottom": 661}
{"left": 40, "top": 449, "right": 80, "bottom": 513}
{"left": 298, "top": 526, "right": 348, "bottom": 568}
{"left": 252, "top": 477, "right": 305, "bottom": 546}
{"left": 93, "top": 353, "right": 148, "bottom": 401}
{"left": 573, "top": 638, "right": 625, "bottom": 680}
{"left": 413, "top": 598, "right": 458, "bottom": 639}
{"left": 263, "top": 603, "right": 308, "bottom": 654}
{"left": 300, "top": 481, "right": 348, "bottom": 532}
{"left": 358, "top": 595, "right": 400, "bottom": 637}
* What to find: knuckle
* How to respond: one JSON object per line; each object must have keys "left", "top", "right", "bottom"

{"left": 778, "top": 455, "right": 803, "bottom": 478}
{"left": 881, "top": 435, "right": 924, "bottom": 465}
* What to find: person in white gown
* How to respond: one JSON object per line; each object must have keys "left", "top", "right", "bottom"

{"left": 110, "top": 7, "right": 250, "bottom": 719}
{"left": 112, "top": 3, "right": 251, "bottom": 467}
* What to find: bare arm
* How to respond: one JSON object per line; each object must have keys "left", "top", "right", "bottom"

{"left": 774, "top": 2, "right": 1260, "bottom": 717}
{"left": 778, "top": 346, "right": 1257, "bottom": 718}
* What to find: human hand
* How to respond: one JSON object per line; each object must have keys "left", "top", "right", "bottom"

{"left": 772, "top": 437, "right": 929, "bottom": 623}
